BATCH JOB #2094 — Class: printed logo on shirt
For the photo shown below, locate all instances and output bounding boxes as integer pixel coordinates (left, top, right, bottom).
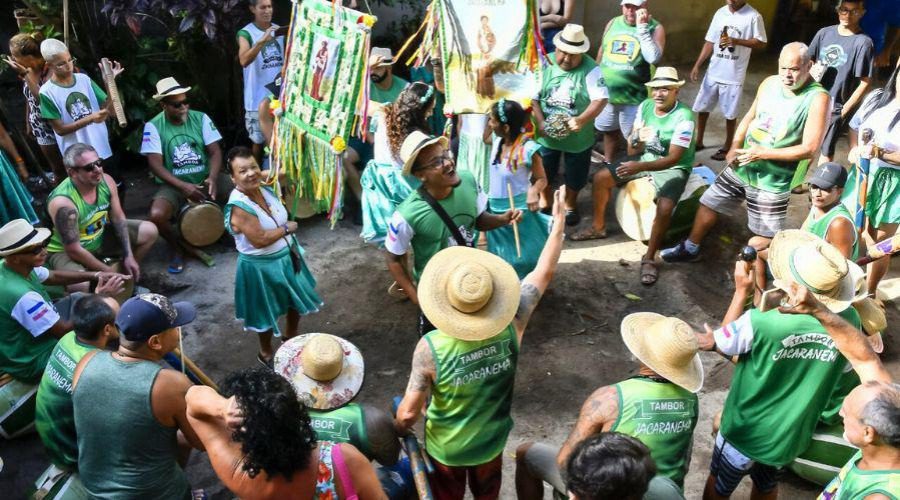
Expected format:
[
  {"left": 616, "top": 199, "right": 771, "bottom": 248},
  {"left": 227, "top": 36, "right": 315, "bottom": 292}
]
[
  {"left": 545, "top": 78, "right": 576, "bottom": 113},
  {"left": 65, "top": 92, "right": 93, "bottom": 121},
  {"left": 820, "top": 44, "right": 849, "bottom": 68},
  {"left": 142, "top": 131, "right": 153, "bottom": 145},
  {"left": 604, "top": 34, "right": 640, "bottom": 67},
  {"left": 166, "top": 133, "right": 205, "bottom": 175},
  {"left": 261, "top": 41, "right": 284, "bottom": 69},
  {"left": 451, "top": 339, "right": 514, "bottom": 386},
  {"left": 27, "top": 300, "right": 51, "bottom": 322},
  {"left": 771, "top": 332, "right": 839, "bottom": 362},
  {"left": 644, "top": 128, "right": 665, "bottom": 156},
  {"left": 310, "top": 416, "right": 353, "bottom": 441}
]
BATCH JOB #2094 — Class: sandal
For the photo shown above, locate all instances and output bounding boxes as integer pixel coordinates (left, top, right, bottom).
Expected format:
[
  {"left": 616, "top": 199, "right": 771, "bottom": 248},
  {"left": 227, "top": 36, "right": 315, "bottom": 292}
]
[
  {"left": 388, "top": 281, "right": 409, "bottom": 300},
  {"left": 711, "top": 148, "right": 728, "bottom": 161},
  {"left": 640, "top": 259, "right": 659, "bottom": 285},
  {"left": 570, "top": 226, "right": 608, "bottom": 241},
  {"left": 167, "top": 254, "right": 184, "bottom": 274},
  {"left": 257, "top": 353, "right": 274, "bottom": 369}
]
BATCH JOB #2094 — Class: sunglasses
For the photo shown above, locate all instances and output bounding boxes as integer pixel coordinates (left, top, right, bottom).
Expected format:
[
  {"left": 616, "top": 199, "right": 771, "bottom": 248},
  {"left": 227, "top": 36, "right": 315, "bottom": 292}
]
[
  {"left": 420, "top": 153, "right": 454, "bottom": 170},
  {"left": 809, "top": 184, "right": 836, "bottom": 193},
  {"left": 70, "top": 160, "right": 103, "bottom": 173},
  {"left": 165, "top": 99, "right": 190, "bottom": 109},
  {"left": 19, "top": 240, "right": 49, "bottom": 255}
]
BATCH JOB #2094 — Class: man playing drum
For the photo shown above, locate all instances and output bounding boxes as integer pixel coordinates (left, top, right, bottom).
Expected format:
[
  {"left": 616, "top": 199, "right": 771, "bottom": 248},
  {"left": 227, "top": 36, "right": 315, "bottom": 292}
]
[{"left": 142, "top": 77, "right": 229, "bottom": 273}]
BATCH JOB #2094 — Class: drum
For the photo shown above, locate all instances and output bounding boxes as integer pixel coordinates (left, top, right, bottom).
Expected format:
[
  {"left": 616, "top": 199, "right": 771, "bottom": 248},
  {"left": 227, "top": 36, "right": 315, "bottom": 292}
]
[
  {"left": 178, "top": 201, "right": 225, "bottom": 247},
  {"left": 285, "top": 192, "right": 318, "bottom": 220}
]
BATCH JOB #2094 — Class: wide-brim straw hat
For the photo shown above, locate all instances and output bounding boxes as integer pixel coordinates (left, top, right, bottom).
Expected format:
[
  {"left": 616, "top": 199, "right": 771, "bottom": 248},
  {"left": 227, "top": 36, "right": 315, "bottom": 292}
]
[
  {"left": 621, "top": 312, "right": 704, "bottom": 393},
  {"left": 274, "top": 333, "right": 364, "bottom": 410},
  {"left": 400, "top": 130, "right": 449, "bottom": 175},
  {"left": 646, "top": 67, "right": 685, "bottom": 88},
  {"left": 419, "top": 246, "right": 521, "bottom": 341},
  {"left": 553, "top": 24, "right": 590, "bottom": 54},
  {"left": 769, "top": 230, "right": 867, "bottom": 313},
  {"left": 0, "top": 219, "right": 51, "bottom": 257},
  {"left": 852, "top": 297, "right": 886, "bottom": 353},
  {"left": 368, "top": 47, "right": 394, "bottom": 68},
  {"left": 153, "top": 77, "right": 191, "bottom": 101}
]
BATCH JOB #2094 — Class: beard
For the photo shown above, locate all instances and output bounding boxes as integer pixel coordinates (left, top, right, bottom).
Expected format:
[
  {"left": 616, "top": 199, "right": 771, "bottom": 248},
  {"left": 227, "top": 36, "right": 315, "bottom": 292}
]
[{"left": 370, "top": 72, "right": 387, "bottom": 84}]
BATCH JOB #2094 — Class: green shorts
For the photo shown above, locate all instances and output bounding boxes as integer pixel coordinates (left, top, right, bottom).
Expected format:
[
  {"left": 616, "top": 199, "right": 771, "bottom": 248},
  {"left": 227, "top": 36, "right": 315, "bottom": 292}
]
[
  {"left": 152, "top": 173, "right": 233, "bottom": 212},
  {"left": 47, "top": 219, "right": 143, "bottom": 272},
  {"left": 606, "top": 162, "right": 690, "bottom": 202}
]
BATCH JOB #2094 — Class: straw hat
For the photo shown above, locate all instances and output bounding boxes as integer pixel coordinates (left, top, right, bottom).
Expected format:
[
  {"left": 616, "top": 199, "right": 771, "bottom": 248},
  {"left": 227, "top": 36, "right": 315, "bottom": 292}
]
[
  {"left": 769, "top": 230, "right": 867, "bottom": 313},
  {"left": 554, "top": 24, "right": 590, "bottom": 54},
  {"left": 418, "top": 246, "right": 521, "bottom": 341},
  {"left": 852, "top": 297, "right": 886, "bottom": 353},
  {"left": 400, "top": 130, "right": 449, "bottom": 175},
  {"left": 273, "top": 333, "right": 364, "bottom": 410},
  {"left": 368, "top": 47, "right": 394, "bottom": 68},
  {"left": 152, "top": 77, "right": 191, "bottom": 101},
  {"left": 646, "top": 67, "right": 685, "bottom": 88},
  {"left": 620, "top": 312, "right": 704, "bottom": 393},
  {"left": 0, "top": 219, "right": 51, "bottom": 257}
]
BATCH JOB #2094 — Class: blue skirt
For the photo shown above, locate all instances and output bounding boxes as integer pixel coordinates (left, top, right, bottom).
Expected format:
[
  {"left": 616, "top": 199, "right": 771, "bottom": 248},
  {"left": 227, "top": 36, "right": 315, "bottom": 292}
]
[
  {"left": 360, "top": 161, "right": 420, "bottom": 246},
  {"left": 0, "top": 152, "right": 38, "bottom": 226},
  {"left": 487, "top": 193, "right": 550, "bottom": 279}
]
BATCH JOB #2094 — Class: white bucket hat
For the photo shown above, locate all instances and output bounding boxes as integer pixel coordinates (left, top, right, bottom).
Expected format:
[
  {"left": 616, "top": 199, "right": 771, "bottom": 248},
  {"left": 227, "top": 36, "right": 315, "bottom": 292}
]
[
  {"left": 368, "top": 47, "right": 394, "bottom": 68},
  {"left": 553, "top": 24, "right": 590, "bottom": 54},
  {"left": 621, "top": 312, "right": 704, "bottom": 393},
  {"left": 152, "top": 77, "right": 191, "bottom": 101},
  {"left": 0, "top": 219, "right": 51, "bottom": 257},
  {"left": 274, "top": 333, "right": 365, "bottom": 410}
]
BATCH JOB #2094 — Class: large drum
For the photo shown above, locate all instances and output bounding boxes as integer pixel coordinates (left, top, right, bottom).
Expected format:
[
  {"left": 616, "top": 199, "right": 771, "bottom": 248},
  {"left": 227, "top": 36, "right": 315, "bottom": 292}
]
[
  {"left": 178, "top": 201, "right": 225, "bottom": 247},
  {"left": 285, "top": 192, "right": 318, "bottom": 220},
  {"left": 615, "top": 165, "right": 715, "bottom": 244}
]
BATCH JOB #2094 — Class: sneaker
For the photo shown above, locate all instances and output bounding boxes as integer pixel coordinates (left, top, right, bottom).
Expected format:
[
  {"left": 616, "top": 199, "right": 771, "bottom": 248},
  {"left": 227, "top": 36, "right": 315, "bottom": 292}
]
[
  {"left": 660, "top": 240, "right": 701, "bottom": 263},
  {"left": 565, "top": 210, "right": 581, "bottom": 226}
]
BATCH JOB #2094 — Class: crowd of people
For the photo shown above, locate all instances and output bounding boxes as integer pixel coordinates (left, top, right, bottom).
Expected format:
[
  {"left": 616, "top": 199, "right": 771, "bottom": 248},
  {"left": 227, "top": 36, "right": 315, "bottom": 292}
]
[{"left": 1, "top": 0, "right": 899, "bottom": 499}]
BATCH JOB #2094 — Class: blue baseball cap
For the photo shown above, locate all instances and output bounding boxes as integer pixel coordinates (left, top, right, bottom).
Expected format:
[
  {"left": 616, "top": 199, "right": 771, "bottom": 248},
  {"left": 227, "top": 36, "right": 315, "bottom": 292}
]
[{"left": 116, "top": 293, "right": 196, "bottom": 342}]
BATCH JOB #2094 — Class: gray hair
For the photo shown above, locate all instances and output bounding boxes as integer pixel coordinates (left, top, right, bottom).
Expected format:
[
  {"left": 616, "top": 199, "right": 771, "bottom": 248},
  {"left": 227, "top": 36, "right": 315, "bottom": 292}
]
[
  {"left": 861, "top": 381, "right": 900, "bottom": 447},
  {"left": 63, "top": 143, "right": 97, "bottom": 168},
  {"left": 780, "top": 42, "right": 811, "bottom": 65},
  {"left": 40, "top": 38, "right": 68, "bottom": 61}
]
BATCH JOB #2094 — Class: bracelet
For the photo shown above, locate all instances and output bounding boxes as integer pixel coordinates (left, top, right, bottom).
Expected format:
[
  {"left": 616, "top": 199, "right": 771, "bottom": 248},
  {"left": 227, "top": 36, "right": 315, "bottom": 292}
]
[{"left": 282, "top": 224, "right": 290, "bottom": 235}]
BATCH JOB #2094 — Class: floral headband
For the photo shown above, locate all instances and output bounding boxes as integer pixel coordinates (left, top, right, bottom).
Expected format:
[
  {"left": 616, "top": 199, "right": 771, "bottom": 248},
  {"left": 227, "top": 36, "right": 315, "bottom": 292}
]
[
  {"left": 419, "top": 85, "right": 434, "bottom": 104},
  {"left": 497, "top": 98, "right": 508, "bottom": 124}
]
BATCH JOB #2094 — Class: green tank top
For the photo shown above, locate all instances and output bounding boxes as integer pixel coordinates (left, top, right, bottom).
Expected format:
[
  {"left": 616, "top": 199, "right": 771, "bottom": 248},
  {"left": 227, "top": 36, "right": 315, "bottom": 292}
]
[
  {"left": 733, "top": 76, "right": 828, "bottom": 193},
  {"left": 308, "top": 403, "right": 370, "bottom": 458},
  {"left": 611, "top": 377, "right": 699, "bottom": 488},
  {"left": 600, "top": 16, "right": 659, "bottom": 105},
  {"left": 720, "top": 307, "right": 861, "bottom": 466},
  {"left": 819, "top": 450, "right": 900, "bottom": 500},
  {"left": 802, "top": 204, "right": 859, "bottom": 260},
  {"left": 535, "top": 55, "right": 601, "bottom": 153},
  {"left": 424, "top": 325, "right": 518, "bottom": 466},
  {"left": 637, "top": 100, "right": 696, "bottom": 172},
  {"left": 47, "top": 177, "right": 111, "bottom": 253},
  {"left": 35, "top": 332, "right": 94, "bottom": 469},
  {"left": 74, "top": 352, "right": 190, "bottom": 499}
]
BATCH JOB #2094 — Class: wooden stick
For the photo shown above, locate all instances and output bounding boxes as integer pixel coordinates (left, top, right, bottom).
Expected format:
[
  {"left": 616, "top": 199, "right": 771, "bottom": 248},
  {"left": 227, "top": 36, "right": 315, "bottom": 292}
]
[
  {"left": 507, "top": 182, "right": 521, "bottom": 258},
  {"left": 100, "top": 58, "right": 127, "bottom": 128},
  {"left": 173, "top": 347, "right": 219, "bottom": 392}
]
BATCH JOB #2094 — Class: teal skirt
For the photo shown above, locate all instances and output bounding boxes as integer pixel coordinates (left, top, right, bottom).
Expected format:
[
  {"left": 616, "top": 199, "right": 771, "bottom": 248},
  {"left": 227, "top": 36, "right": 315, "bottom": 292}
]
[
  {"left": 457, "top": 133, "right": 491, "bottom": 193},
  {"left": 234, "top": 245, "right": 322, "bottom": 336},
  {"left": 0, "top": 152, "right": 38, "bottom": 226},
  {"left": 487, "top": 193, "right": 551, "bottom": 279},
  {"left": 842, "top": 164, "right": 900, "bottom": 227},
  {"left": 360, "top": 161, "right": 420, "bottom": 246}
]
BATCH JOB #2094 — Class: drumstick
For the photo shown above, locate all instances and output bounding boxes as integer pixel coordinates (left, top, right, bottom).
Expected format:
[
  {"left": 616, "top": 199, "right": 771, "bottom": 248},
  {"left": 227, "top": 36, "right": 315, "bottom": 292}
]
[
  {"left": 507, "top": 182, "right": 521, "bottom": 258},
  {"left": 100, "top": 58, "right": 127, "bottom": 128},
  {"left": 856, "top": 233, "right": 900, "bottom": 266},
  {"left": 173, "top": 347, "right": 220, "bottom": 392}
]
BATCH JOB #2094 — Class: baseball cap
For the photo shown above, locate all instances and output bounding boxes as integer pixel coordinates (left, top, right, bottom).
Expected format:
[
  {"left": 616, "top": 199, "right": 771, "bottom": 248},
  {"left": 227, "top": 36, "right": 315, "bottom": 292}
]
[
  {"left": 808, "top": 162, "right": 848, "bottom": 189},
  {"left": 116, "top": 293, "right": 197, "bottom": 342},
  {"left": 621, "top": 0, "right": 647, "bottom": 5}
]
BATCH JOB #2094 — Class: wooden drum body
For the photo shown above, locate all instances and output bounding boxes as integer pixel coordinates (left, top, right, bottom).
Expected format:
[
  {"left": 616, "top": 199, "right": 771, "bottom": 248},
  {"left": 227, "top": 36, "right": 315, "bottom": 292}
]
[{"left": 178, "top": 201, "right": 225, "bottom": 247}]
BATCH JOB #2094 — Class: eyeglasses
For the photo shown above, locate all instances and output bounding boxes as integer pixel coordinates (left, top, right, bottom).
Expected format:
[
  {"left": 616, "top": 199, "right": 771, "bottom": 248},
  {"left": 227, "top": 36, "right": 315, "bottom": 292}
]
[
  {"left": 420, "top": 153, "right": 453, "bottom": 170},
  {"left": 165, "top": 99, "right": 190, "bottom": 109},
  {"left": 837, "top": 7, "right": 862, "bottom": 15},
  {"left": 70, "top": 160, "right": 103, "bottom": 173},
  {"left": 54, "top": 57, "right": 76, "bottom": 69},
  {"left": 809, "top": 184, "right": 836, "bottom": 193},
  {"left": 19, "top": 240, "right": 49, "bottom": 255}
]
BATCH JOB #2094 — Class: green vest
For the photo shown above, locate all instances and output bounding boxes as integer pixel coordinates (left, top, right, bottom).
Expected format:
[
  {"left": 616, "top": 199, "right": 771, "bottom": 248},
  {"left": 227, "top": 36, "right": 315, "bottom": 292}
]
[
  {"left": 308, "top": 403, "right": 370, "bottom": 458},
  {"left": 600, "top": 16, "right": 659, "bottom": 105},
  {"left": 720, "top": 307, "right": 861, "bottom": 466},
  {"left": 819, "top": 450, "right": 900, "bottom": 500},
  {"left": 0, "top": 262, "right": 58, "bottom": 383},
  {"left": 397, "top": 170, "right": 482, "bottom": 281},
  {"left": 535, "top": 55, "right": 601, "bottom": 153},
  {"left": 803, "top": 204, "right": 859, "bottom": 260},
  {"left": 149, "top": 110, "right": 213, "bottom": 185},
  {"left": 35, "top": 332, "right": 95, "bottom": 469},
  {"left": 637, "top": 99, "right": 696, "bottom": 172},
  {"left": 424, "top": 325, "right": 518, "bottom": 466},
  {"left": 370, "top": 76, "right": 409, "bottom": 104},
  {"left": 611, "top": 377, "right": 698, "bottom": 488},
  {"left": 47, "top": 178, "right": 111, "bottom": 253},
  {"left": 819, "top": 365, "right": 860, "bottom": 426},
  {"left": 733, "top": 76, "right": 828, "bottom": 193}
]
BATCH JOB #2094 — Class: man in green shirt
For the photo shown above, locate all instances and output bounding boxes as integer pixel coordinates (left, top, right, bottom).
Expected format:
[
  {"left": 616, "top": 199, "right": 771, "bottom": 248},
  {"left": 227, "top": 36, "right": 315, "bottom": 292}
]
[
  {"left": 515, "top": 311, "right": 702, "bottom": 498},
  {"left": 394, "top": 188, "right": 565, "bottom": 499}
]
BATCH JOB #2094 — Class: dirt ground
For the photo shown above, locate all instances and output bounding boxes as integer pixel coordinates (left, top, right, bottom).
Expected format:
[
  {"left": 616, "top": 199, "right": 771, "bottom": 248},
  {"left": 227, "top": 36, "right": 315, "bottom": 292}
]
[{"left": 3, "top": 54, "right": 900, "bottom": 499}]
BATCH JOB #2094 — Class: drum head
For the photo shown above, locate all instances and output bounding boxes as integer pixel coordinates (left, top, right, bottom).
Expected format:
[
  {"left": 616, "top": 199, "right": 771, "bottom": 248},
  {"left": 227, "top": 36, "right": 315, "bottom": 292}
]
[
  {"left": 285, "top": 193, "right": 317, "bottom": 220},
  {"left": 180, "top": 202, "right": 225, "bottom": 247},
  {"left": 615, "top": 177, "right": 657, "bottom": 242}
]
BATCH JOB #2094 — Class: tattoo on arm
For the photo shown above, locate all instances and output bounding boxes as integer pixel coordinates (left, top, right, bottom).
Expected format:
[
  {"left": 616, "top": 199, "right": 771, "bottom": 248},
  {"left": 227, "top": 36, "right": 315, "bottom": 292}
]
[
  {"left": 55, "top": 207, "right": 80, "bottom": 245},
  {"left": 406, "top": 340, "right": 435, "bottom": 393},
  {"left": 112, "top": 219, "right": 132, "bottom": 256},
  {"left": 515, "top": 283, "right": 541, "bottom": 324},
  {"left": 558, "top": 386, "right": 618, "bottom": 468}
]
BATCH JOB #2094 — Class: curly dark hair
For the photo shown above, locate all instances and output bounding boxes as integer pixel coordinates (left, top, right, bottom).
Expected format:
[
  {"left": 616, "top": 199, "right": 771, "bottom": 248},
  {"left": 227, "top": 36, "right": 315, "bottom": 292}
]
[
  {"left": 383, "top": 81, "right": 436, "bottom": 161},
  {"left": 220, "top": 367, "right": 317, "bottom": 480}
]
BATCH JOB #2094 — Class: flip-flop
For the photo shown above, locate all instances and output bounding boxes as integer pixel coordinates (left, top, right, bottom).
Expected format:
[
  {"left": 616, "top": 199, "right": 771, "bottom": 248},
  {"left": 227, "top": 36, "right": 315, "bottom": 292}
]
[
  {"left": 570, "top": 227, "right": 608, "bottom": 241},
  {"left": 640, "top": 259, "right": 659, "bottom": 286},
  {"left": 711, "top": 149, "right": 728, "bottom": 161},
  {"left": 388, "top": 281, "right": 409, "bottom": 300},
  {"left": 167, "top": 254, "right": 184, "bottom": 274},
  {"left": 257, "top": 353, "right": 274, "bottom": 369}
]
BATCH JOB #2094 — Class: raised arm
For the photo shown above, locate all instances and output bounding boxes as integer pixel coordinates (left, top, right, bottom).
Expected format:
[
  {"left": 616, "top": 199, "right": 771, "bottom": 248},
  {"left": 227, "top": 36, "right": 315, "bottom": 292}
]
[
  {"left": 556, "top": 385, "right": 618, "bottom": 470},
  {"left": 394, "top": 338, "right": 435, "bottom": 434},
  {"left": 238, "top": 28, "right": 276, "bottom": 68}
]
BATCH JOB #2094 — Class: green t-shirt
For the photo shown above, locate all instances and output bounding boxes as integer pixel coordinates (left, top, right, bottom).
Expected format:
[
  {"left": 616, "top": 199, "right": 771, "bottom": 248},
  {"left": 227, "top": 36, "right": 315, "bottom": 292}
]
[
  {"left": 732, "top": 76, "right": 828, "bottom": 193},
  {"left": 535, "top": 54, "right": 607, "bottom": 153},
  {"left": 35, "top": 332, "right": 95, "bottom": 469},
  {"left": 634, "top": 99, "right": 697, "bottom": 173},
  {"left": 308, "top": 403, "right": 370, "bottom": 458},
  {"left": 611, "top": 377, "right": 699, "bottom": 488},
  {"left": 140, "top": 110, "right": 222, "bottom": 185},
  {"left": 370, "top": 76, "right": 409, "bottom": 104},
  {"left": 819, "top": 450, "right": 900, "bottom": 500},
  {"left": 47, "top": 177, "right": 112, "bottom": 254},
  {"left": 424, "top": 325, "right": 518, "bottom": 466},
  {"left": 0, "top": 262, "right": 58, "bottom": 383},
  {"left": 386, "top": 170, "right": 487, "bottom": 281},
  {"left": 600, "top": 16, "right": 659, "bottom": 105},
  {"left": 802, "top": 203, "right": 859, "bottom": 260},
  {"left": 718, "top": 307, "right": 861, "bottom": 466}
]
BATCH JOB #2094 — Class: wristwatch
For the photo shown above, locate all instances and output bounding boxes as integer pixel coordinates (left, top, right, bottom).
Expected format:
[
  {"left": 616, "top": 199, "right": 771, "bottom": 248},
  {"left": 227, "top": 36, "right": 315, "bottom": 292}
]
[{"left": 282, "top": 224, "right": 291, "bottom": 235}]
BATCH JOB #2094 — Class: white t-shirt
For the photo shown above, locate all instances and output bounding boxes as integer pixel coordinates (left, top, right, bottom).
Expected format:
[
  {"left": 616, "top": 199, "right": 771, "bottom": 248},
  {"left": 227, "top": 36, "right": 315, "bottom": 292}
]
[
  {"left": 38, "top": 73, "right": 112, "bottom": 159},
  {"left": 372, "top": 113, "right": 401, "bottom": 168},
  {"left": 852, "top": 96, "right": 900, "bottom": 171},
  {"left": 704, "top": 4, "right": 767, "bottom": 85},
  {"left": 10, "top": 267, "right": 60, "bottom": 337}
]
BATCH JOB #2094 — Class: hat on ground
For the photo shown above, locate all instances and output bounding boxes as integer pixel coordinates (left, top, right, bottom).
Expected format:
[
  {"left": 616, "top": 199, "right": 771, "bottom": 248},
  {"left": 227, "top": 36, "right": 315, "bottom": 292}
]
[
  {"left": 553, "top": 24, "right": 590, "bottom": 55},
  {"left": 418, "top": 246, "right": 521, "bottom": 341},
  {"left": 0, "top": 219, "right": 51, "bottom": 257},
  {"left": 621, "top": 312, "right": 704, "bottom": 393},
  {"left": 646, "top": 67, "right": 685, "bottom": 88},
  {"left": 116, "top": 293, "right": 196, "bottom": 342},
  {"left": 621, "top": 0, "right": 648, "bottom": 6},
  {"left": 769, "top": 230, "right": 867, "bottom": 313},
  {"left": 274, "top": 333, "right": 364, "bottom": 410},
  {"left": 852, "top": 297, "right": 886, "bottom": 353},
  {"left": 400, "top": 130, "right": 449, "bottom": 175},
  {"left": 368, "top": 47, "right": 394, "bottom": 68},
  {"left": 808, "top": 162, "right": 849, "bottom": 189},
  {"left": 153, "top": 77, "right": 191, "bottom": 101}
]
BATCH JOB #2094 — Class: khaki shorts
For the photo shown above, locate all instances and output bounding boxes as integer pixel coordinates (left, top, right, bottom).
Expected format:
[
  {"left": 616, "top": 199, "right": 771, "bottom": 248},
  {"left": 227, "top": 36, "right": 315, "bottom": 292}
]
[
  {"left": 47, "top": 219, "right": 143, "bottom": 271},
  {"left": 152, "top": 173, "right": 233, "bottom": 212}
]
